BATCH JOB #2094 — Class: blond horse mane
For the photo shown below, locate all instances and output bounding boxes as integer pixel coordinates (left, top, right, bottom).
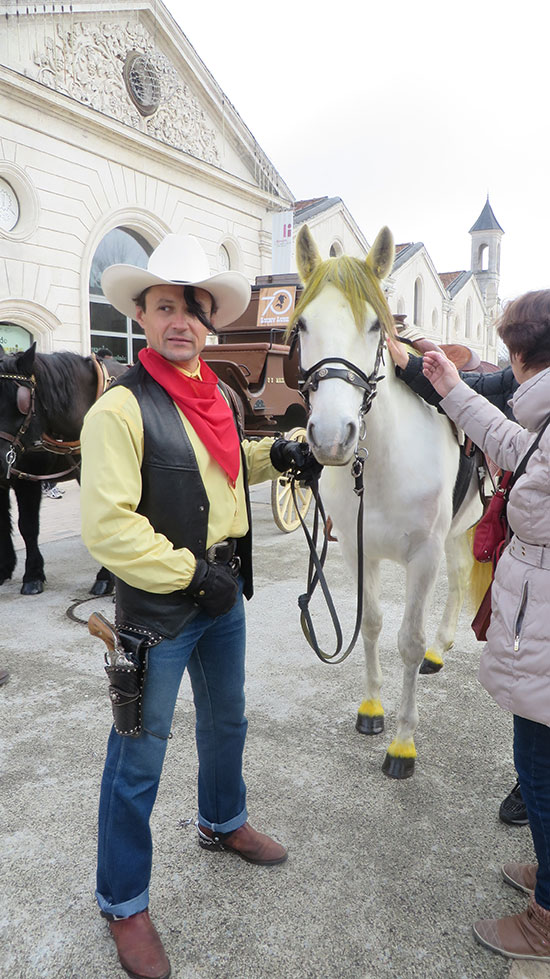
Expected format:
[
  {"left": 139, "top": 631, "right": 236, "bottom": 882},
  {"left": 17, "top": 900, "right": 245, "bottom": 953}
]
[{"left": 288, "top": 255, "right": 397, "bottom": 340}]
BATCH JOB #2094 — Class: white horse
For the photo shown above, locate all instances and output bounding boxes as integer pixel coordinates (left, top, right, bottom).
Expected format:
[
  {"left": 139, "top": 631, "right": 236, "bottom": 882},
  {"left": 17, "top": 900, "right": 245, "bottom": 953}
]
[{"left": 293, "top": 224, "right": 483, "bottom": 778}]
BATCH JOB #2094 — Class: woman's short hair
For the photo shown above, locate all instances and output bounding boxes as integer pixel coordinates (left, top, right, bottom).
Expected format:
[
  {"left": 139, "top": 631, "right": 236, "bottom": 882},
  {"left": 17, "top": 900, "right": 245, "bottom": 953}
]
[{"left": 498, "top": 290, "right": 550, "bottom": 370}]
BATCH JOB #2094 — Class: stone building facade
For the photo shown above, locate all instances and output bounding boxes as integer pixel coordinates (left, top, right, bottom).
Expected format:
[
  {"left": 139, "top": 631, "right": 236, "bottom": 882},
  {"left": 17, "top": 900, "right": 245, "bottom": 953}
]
[{"left": 0, "top": 1, "right": 502, "bottom": 365}]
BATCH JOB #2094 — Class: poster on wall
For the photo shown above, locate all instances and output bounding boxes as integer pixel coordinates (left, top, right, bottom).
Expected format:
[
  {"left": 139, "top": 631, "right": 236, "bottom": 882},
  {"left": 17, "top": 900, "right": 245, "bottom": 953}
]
[{"left": 257, "top": 287, "right": 296, "bottom": 331}]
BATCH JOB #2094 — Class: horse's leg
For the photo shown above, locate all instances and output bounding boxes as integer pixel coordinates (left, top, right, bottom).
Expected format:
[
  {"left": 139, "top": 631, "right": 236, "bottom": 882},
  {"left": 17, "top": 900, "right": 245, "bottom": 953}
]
[
  {"left": 420, "top": 531, "right": 474, "bottom": 674},
  {"left": 0, "top": 484, "right": 16, "bottom": 584},
  {"left": 355, "top": 560, "right": 385, "bottom": 735},
  {"left": 90, "top": 566, "right": 114, "bottom": 596},
  {"left": 383, "top": 543, "right": 442, "bottom": 779},
  {"left": 14, "top": 479, "right": 45, "bottom": 595}
]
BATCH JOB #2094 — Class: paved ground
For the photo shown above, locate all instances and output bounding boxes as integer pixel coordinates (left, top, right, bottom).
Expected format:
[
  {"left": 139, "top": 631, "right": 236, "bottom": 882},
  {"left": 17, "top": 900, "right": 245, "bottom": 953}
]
[{"left": 1, "top": 481, "right": 549, "bottom": 979}]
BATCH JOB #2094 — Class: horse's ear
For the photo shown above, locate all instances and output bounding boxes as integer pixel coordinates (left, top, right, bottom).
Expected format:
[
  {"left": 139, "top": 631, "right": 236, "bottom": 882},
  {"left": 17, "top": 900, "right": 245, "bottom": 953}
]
[
  {"left": 16, "top": 342, "right": 36, "bottom": 377},
  {"left": 295, "top": 225, "right": 322, "bottom": 283},
  {"left": 366, "top": 227, "right": 395, "bottom": 282}
]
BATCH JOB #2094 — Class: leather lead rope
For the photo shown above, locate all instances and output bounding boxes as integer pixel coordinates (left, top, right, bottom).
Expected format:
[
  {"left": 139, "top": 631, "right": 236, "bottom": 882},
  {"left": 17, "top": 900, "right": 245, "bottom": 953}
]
[{"left": 293, "top": 450, "right": 366, "bottom": 665}]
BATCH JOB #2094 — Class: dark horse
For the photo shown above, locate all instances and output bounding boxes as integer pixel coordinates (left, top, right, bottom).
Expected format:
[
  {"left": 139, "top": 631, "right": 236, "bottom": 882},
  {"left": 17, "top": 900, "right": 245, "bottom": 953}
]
[{"left": 0, "top": 343, "right": 122, "bottom": 595}]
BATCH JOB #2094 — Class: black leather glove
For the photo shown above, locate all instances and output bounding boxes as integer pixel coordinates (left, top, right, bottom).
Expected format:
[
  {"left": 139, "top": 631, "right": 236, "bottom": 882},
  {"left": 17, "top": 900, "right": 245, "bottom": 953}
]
[
  {"left": 187, "top": 558, "right": 239, "bottom": 618},
  {"left": 270, "top": 437, "right": 323, "bottom": 485}
]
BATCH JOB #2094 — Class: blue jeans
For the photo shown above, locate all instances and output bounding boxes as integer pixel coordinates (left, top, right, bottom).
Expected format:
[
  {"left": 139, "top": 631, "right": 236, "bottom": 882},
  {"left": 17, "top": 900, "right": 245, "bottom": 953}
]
[
  {"left": 96, "top": 585, "right": 248, "bottom": 918},
  {"left": 514, "top": 714, "right": 550, "bottom": 909}
]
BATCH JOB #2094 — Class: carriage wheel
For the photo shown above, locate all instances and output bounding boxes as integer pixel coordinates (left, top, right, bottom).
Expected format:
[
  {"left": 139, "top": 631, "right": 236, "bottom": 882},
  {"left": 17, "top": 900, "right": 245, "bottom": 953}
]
[{"left": 271, "top": 427, "right": 314, "bottom": 533}]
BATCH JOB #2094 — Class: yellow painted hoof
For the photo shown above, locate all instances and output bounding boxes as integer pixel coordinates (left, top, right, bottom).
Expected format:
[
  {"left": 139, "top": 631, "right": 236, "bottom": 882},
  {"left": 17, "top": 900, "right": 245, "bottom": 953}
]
[
  {"left": 386, "top": 737, "right": 416, "bottom": 759},
  {"left": 357, "top": 699, "right": 384, "bottom": 717},
  {"left": 356, "top": 699, "right": 384, "bottom": 736},
  {"left": 419, "top": 648, "right": 444, "bottom": 675},
  {"left": 383, "top": 738, "right": 416, "bottom": 779}
]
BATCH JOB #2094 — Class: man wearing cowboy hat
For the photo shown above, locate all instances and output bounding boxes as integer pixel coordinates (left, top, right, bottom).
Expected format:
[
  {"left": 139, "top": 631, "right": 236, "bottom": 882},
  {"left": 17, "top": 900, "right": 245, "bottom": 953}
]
[{"left": 80, "top": 234, "right": 320, "bottom": 979}]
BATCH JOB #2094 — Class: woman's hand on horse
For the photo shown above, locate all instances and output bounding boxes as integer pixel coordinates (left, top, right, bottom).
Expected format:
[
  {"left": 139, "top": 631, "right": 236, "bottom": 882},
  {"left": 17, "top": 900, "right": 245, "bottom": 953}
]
[
  {"left": 422, "top": 350, "right": 461, "bottom": 397},
  {"left": 386, "top": 335, "right": 409, "bottom": 370}
]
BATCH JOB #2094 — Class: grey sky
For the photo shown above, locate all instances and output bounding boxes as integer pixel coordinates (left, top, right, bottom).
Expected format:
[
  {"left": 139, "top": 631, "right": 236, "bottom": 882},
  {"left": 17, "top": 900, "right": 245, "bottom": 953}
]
[{"left": 165, "top": 0, "right": 548, "bottom": 301}]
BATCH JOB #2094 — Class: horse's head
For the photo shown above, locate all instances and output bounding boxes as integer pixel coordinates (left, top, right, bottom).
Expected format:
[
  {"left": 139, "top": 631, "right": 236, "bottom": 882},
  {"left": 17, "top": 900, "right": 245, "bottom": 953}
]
[
  {"left": 0, "top": 344, "right": 38, "bottom": 480},
  {"left": 293, "top": 225, "right": 395, "bottom": 466}
]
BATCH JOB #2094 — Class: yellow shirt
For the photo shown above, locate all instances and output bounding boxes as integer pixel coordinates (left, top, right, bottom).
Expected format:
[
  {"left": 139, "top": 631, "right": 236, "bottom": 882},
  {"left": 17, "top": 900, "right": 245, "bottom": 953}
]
[{"left": 80, "top": 378, "right": 279, "bottom": 593}]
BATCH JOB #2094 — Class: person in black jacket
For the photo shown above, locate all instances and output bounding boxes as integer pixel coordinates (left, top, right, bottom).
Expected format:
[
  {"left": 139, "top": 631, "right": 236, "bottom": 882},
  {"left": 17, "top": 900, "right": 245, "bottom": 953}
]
[
  {"left": 387, "top": 336, "right": 525, "bottom": 827},
  {"left": 395, "top": 348, "right": 518, "bottom": 419}
]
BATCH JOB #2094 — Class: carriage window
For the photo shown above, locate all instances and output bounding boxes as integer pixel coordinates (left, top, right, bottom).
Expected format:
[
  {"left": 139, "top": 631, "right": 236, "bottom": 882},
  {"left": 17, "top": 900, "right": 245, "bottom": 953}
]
[
  {"left": 0, "top": 322, "right": 33, "bottom": 353},
  {"left": 90, "top": 227, "right": 153, "bottom": 364}
]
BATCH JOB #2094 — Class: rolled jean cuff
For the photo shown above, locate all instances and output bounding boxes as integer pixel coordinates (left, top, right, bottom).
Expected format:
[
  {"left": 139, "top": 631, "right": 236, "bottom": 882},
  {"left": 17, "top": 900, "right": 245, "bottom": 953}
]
[
  {"left": 96, "top": 885, "right": 149, "bottom": 919},
  {"left": 197, "top": 805, "right": 248, "bottom": 834}
]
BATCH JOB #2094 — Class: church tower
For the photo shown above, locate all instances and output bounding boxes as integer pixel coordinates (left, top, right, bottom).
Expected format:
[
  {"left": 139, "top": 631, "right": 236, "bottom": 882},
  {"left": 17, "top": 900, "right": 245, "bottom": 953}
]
[{"left": 469, "top": 197, "right": 504, "bottom": 313}]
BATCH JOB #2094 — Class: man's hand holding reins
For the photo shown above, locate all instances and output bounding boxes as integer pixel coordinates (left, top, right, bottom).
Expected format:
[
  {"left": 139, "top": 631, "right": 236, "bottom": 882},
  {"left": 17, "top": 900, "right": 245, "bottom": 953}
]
[{"left": 270, "top": 437, "right": 323, "bottom": 485}]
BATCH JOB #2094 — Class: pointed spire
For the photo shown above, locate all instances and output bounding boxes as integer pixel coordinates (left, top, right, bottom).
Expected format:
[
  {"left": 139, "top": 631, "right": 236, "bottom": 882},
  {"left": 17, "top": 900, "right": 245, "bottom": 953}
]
[{"left": 469, "top": 197, "right": 504, "bottom": 234}]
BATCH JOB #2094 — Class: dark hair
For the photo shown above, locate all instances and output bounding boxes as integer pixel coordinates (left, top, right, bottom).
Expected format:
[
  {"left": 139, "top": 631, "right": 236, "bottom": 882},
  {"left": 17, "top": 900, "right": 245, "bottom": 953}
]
[
  {"left": 498, "top": 290, "right": 550, "bottom": 370},
  {"left": 133, "top": 288, "right": 150, "bottom": 312},
  {"left": 132, "top": 284, "right": 217, "bottom": 331},
  {"left": 96, "top": 346, "right": 113, "bottom": 358}
]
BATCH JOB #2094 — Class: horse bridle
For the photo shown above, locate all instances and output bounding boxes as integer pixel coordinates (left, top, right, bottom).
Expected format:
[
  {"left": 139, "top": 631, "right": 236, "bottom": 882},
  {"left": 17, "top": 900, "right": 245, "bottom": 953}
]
[
  {"left": 0, "top": 371, "right": 81, "bottom": 481},
  {"left": 289, "top": 328, "right": 387, "bottom": 664}
]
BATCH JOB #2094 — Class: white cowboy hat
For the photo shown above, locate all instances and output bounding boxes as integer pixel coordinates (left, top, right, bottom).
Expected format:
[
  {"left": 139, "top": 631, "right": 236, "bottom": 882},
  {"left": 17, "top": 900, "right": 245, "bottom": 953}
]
[{"left": 101, "top": 234, "right": 251, "bottom": 328}]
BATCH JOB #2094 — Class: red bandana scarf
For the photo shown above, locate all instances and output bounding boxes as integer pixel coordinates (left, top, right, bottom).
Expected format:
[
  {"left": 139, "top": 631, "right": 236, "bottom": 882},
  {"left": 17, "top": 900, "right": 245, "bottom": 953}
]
[{"left": 139, "top": 348, "right": 241, "bottom": 485}]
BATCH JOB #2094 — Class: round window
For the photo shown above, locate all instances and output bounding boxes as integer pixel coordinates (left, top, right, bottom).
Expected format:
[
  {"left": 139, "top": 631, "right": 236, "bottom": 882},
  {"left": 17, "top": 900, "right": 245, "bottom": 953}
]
[
  {"left": 124, "top": 52, "right": 161, "bottom": 116},
  {"left": 0, "top": 178, "right": 19, "bottom": 232}
]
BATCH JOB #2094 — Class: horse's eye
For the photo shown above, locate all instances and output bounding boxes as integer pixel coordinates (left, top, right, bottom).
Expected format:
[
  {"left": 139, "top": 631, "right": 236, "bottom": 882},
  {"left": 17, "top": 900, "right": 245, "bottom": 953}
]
[{"left": 369, "top": 319, "right": 381, "bottom": 333}]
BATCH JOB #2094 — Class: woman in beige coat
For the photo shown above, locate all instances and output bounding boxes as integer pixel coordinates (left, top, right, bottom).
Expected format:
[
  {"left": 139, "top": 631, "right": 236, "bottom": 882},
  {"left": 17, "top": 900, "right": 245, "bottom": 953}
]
[{"left": 421, "top": 289, "right": 550, "bottom": 961}]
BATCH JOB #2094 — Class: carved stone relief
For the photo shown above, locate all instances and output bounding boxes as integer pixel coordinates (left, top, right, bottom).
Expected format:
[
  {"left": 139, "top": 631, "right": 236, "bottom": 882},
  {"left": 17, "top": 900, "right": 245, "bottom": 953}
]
[{"left": 34, "top": 21, "right": 220, "bottom": 166}]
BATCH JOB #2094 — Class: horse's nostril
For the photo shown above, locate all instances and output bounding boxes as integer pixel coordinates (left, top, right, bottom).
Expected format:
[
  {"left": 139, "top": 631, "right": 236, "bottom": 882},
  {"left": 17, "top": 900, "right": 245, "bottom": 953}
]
[
  {"left": 344, "top": 422, "right": 357, "bottom": 447},
  {"left": 307, "top": 422, "right": 318, "bottom": 447}
]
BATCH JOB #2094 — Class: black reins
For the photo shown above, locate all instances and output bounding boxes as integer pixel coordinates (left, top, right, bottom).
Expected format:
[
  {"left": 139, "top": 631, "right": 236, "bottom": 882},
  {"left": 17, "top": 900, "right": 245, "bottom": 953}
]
[{"left": 292, "top": 332, "right": 386, "bottom": 664}]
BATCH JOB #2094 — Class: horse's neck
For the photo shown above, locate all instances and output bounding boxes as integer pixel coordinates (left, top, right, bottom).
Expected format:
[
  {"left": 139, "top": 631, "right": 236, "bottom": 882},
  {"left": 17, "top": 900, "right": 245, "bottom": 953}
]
[{"left": 35, "top": 355, "right": 97, "bottom": 440}]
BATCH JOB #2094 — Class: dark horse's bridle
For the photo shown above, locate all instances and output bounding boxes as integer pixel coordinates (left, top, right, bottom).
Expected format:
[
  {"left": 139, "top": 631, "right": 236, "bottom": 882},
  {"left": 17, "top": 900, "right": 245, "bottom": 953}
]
[
  {"left": 0, "top": 371, "right": 81, "bottom": 481},
  {"left": 289, "top": 325, "right": 386, "bottom": 664}
]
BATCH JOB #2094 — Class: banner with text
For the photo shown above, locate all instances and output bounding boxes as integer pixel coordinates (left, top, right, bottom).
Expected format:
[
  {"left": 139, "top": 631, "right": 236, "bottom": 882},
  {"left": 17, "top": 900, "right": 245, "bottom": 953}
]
[{"left": 271, "top": 210, "right": 294, "bottom": 274}]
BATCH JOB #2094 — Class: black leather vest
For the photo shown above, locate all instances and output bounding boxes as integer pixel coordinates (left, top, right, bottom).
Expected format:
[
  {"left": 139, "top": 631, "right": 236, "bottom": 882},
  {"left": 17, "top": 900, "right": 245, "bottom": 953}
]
[{"left": 112, "top": 362, "right": 252, "bottom": 639}]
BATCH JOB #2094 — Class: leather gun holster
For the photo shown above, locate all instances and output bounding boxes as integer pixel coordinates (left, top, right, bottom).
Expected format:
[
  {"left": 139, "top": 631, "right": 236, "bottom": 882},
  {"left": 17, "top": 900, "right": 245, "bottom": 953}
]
[{"left": 105, "top": 631, "right": 151, "bottom": 737}]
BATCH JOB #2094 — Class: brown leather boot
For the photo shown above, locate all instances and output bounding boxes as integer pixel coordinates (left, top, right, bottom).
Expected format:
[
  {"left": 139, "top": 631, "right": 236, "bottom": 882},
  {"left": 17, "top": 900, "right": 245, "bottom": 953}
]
[
  {"left": 107, "top": 908, "right": 171, "bottom": 979},
  {"left": 198, "top": 821, "right": 288, "bottom": 865},
  {"left": 502, "top": 861, "right": 538, "bottom": 895},
  {"left": 473, "top": 895, "right": 550, "bottom": 959}
]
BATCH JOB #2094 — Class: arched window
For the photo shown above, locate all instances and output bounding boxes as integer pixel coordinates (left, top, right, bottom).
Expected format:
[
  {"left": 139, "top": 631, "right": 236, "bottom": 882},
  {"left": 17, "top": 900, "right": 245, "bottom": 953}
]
[
  {"left": 431, "top": 308, "right": 438, "bottom": 332},
  {"left": 478, "top": 244, "right": 489, "bottom": 271},
  {"left": 329, "top": 240, "right": 343, "bottom": 257},
  {"left": 454, "top": 315, "right": 460, "bottom": 336},
  {"left": 219, "top": 244, "right": 231, "bottom": 271},
  {"left": 465, "top": 299, "right": 472, "bottom": 338},
  {"left": 90, "top": 227, "right": 153, "bottom": 365},
  {"left": 413, "top": 277, "right": 423, "bottom": 327},
  {"left": 0, "top": 321, "right": 33, "bottom": 353}
]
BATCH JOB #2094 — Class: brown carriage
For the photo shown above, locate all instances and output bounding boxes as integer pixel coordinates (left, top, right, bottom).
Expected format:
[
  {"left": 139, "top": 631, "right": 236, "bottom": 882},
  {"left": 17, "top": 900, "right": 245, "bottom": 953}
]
[{"left": 201, "top": 273, "right": 311, "bottom": 532}]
